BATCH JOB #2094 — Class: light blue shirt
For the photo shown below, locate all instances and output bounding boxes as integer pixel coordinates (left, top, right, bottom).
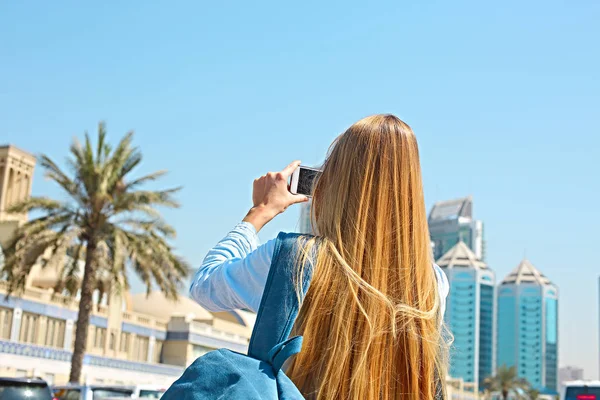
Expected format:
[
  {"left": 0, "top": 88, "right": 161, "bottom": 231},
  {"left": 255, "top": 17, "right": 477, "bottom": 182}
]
[{"left": 190, "top": 222, "right": 450, "bottom": 319}]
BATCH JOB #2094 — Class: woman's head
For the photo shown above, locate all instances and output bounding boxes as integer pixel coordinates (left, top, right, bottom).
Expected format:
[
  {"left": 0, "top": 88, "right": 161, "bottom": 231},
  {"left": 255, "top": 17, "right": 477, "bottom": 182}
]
[
  {"left": 288, "top": 115, "right": 447, "bottom": 400},
  {"left": 313, "top": 114, "right": 425, "bottom": 246}
]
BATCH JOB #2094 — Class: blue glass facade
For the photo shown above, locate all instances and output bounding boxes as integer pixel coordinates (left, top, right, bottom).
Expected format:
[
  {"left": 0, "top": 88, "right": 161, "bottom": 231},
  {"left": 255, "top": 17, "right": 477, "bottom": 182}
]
[
  {"left": 478, "top": 283, "right": 494, "bottom": 385},
  {"left": 447, "top": 276, "right": 477, "bottom": 381},
  {"left": 518, "top": 288, "right": 543, "bottom": 388},
  {"left": 497, "top": 290, "right": 516, "bottom": 368},
  {"left": 442, "top": 268, "right": 496, "bottom": 385},
  {"left": 437, "top": 241, "right": 495, "bottom": 386},
  {"left": 496, "top": 282, "right": 558, "bottom": 393},
  {"left": 545, "top": 297, "right": 558, "bottom": 391}
]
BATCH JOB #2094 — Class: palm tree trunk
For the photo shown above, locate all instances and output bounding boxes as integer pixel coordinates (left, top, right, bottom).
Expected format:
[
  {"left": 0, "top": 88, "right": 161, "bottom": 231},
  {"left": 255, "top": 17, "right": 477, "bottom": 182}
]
[
  {"left": 69, "top": 238, "right": 97, "bottom": 383},
  {"left": 502, "top": 390, "right": 509, "bottom": 400}
]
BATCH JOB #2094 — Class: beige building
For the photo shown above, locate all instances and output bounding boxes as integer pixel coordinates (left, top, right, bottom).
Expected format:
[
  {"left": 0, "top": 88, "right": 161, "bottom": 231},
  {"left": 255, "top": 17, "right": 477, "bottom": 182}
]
[
  {"left": 0, "top": 145, "right": 35, "bottom": 249},
  {"left": 0, "top": 144, "right": 254, "bottom": 386}
]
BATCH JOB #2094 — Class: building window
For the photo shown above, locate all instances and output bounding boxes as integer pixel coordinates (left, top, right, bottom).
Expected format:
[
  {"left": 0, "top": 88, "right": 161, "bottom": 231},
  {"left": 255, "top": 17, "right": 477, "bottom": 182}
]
[
  {"left": 109, "top": 332, "right": 116, "bottom": 350},
  {"left": 132, "top": 335, "right": 149, "bottom": 361},
  {"left": 94, "top": 327, "right": 106, "bottom": 349},
  {"left": 19, "top": 312, "right": 38, "bottom": 344},
  {"left": 119, "top": 332, "right": 130, "bottom": 352},
  {"left": 154, "top": 340, "right": 164, "bottom": 363},
  {"left": 44, "top": 318, "right": 66, "bottom": 348},
  {"left": 0, "top": 308, "right": 12, "bottom": 339}
]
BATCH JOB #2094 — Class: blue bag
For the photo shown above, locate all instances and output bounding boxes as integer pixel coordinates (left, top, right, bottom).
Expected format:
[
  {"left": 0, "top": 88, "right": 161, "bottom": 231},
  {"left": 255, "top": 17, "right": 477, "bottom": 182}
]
[{"left": 162, "top": 232, "right": 313, "bottom": 400}]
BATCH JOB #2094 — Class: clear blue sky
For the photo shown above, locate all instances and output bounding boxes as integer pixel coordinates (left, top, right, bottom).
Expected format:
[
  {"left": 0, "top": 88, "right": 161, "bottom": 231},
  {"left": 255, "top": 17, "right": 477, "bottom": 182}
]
[{"left": 1, "top": 0, "right": 598, "bottom": 378}]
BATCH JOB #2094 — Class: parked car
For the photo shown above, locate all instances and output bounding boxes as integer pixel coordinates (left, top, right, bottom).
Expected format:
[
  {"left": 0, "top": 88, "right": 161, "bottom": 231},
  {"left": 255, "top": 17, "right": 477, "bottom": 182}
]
[
  {"left": 129, "top": 385, "right": 166, "bottom": 399},
  {"left": 52, "top": 385, "right": 133, "bottom": 400},
  {"left": 52, "top": 384, "right": 165, "bottom": 400},
  {"left": 561, "top": 380, "right": 600, "bottom": 400},
  {"left": 0, "top": 377, "right": 54, "bottom": 400}
]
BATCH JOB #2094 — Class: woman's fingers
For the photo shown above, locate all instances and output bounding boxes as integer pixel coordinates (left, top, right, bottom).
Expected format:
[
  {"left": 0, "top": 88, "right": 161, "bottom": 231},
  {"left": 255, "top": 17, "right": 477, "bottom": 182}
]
[
  {"left": 289, "top": 194, "right": 309, "bottom": 204},
  {"left": 281, "top": 160, "right": 301, "bottom": 178}
]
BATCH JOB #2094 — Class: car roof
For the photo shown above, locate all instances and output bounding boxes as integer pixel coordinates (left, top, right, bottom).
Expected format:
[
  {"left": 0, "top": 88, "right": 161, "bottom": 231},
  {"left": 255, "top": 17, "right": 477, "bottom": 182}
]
[
  {"left": 133, "top": 384, "right": 167, "bottom": 389},
  {"left": 53, "top": 384, "right": 135, "bottom": 390},
  {"left": 0, "top": 377, "right": 48, "bottom": 384},
  {"left": 564, "top": 380, "right": 600, "bottom": 387}
]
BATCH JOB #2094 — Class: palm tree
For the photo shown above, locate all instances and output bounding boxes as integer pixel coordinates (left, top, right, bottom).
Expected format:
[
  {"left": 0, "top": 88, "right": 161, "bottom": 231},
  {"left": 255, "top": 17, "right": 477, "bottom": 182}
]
[
  {"left": 1, "top": 123, "right": 190, "bottom": 383},
  {"left": 526, "top": 388, "right": 540, "bottom": 400},
  {"left": 483, "top": 365, "right": 529, "bottom": 400}
]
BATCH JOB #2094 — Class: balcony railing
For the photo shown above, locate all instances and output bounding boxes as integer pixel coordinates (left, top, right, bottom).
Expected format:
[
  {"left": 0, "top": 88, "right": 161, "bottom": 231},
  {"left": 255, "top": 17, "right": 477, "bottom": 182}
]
[{"left": 190, "top": 320, "right": 248, "bottom": 344}]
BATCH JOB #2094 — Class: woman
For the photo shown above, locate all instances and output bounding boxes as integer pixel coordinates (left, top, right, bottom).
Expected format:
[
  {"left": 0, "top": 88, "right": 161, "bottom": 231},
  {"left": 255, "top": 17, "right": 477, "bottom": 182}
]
[{"left": 191, "top": 114, "right": 450, "bottom": 399}]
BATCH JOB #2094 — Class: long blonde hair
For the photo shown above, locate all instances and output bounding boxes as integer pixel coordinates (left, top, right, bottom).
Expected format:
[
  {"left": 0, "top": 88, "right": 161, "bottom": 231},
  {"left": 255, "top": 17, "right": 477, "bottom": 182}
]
[{"left": 287, "top": 115, "right": 448, "bottom": 399}]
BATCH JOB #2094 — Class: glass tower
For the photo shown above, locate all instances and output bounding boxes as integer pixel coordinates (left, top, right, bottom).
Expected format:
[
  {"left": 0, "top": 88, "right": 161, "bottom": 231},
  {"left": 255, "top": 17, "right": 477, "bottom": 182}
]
[
  {"left": 437, "top": 241, "right": 496, "bottom": 386},
  {"left": 298, "top": 201, "right": 312, "bottom": 234},
  {"left": 497, "top": 260, "right": 558, "bottom": 393},
  {"left": 429, "top": 196, "right": 485, "bottom": 261}
]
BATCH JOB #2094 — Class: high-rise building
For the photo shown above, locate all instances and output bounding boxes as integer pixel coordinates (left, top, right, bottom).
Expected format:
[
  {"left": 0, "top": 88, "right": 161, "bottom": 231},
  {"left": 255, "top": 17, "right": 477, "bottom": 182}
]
[
  {"left": 429, "top": 196, "right": 485, "bottom": 261},
  {"left": 298, "top": 201, "right": 312, "bottom": 234},
  {"left": 437, "top": 242, "right": 496, "bottom": 386},
  {"left": 497, "top": 260, "right": 558, "bottom": 393}
]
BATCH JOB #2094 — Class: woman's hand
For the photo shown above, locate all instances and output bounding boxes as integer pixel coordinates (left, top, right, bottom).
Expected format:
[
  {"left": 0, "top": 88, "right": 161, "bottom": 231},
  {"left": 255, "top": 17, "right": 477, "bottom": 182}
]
[{"left": 243, "top": 161, "right": 309, "bottom": 232}]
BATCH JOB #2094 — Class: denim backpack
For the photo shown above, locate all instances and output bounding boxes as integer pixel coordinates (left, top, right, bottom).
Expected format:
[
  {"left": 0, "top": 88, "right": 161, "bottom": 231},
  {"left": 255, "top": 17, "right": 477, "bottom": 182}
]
[{"left": 162, "top": 232, "right": 313, "bottom": 400}]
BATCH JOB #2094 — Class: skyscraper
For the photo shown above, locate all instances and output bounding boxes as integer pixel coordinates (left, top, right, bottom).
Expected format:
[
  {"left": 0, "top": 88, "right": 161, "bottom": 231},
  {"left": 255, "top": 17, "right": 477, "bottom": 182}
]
[
  {"left": 298, "top": 201, "right": 312, "bottom": 234},
  {"left": 497, "top": 260, "right": 558, "bottom": 393},
  {"left": 429, "top": 196, "right": 485, "bottom": 261},
  {"left": 437, "top": 241, "right": 496, "bottom": 386}
]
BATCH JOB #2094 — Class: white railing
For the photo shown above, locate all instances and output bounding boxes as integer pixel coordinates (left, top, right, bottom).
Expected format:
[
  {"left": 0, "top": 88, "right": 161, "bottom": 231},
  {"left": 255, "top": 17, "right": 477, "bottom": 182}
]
[{"left": 190, "top": 321, "right": 248, "bottom": 344}]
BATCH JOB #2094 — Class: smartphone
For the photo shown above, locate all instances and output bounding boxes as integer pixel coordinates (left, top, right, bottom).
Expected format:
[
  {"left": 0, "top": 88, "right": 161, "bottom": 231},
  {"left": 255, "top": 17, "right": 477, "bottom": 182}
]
[{"left": 290, "top": 166, "right": 322, "bottom": 197}]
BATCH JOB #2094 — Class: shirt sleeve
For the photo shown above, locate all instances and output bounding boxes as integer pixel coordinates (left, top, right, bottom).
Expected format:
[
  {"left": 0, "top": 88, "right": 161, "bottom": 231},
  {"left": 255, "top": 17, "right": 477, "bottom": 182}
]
[
  {"left": 433, "top": 264, "right": 450, "bottom": 321},
  {"left": 189, "top": 222, "right": 276, "bottom": 312},
  {"left": 191, "top": 222, "right": 451, "bottom": 320}
]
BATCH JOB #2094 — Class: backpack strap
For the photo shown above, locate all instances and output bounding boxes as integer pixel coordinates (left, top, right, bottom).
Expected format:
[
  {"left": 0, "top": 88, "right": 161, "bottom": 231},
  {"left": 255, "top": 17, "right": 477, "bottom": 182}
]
[{"left": 247, "top": 232, "right": 315, "bottom": 366}]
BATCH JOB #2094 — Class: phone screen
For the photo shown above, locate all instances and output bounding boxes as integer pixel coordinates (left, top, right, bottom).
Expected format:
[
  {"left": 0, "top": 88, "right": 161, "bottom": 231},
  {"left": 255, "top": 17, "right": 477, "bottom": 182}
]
[{"left": 297, "top": 168, "right": 321, "bottom": 196}]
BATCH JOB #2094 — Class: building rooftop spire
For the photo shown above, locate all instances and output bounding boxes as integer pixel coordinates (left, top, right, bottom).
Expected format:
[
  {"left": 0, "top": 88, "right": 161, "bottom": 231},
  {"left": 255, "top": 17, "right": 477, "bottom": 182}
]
[
  {"left": 428, "top": 196, "right": 473, "bottom": 222},
  {"left": 501, "top": 258, "right": 553, "bottom": 286},
  {"left": 436, "top": 241, "right": 488, "bottom": 270}
]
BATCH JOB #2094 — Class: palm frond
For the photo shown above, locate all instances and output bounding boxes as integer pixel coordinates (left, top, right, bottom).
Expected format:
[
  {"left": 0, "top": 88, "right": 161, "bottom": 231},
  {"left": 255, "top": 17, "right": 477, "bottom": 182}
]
[
  {"left": 123, "top": 170, "right": 168, "bottom": 191},
  {"left": 119, "top": 150, "right": 142, "bottom": 180},
  {"left": 18, "top": 213, "right": 74, "bottom": 238},
  {"left": 38, "top": 155, "right": 87, "bottom": 205},
  {"left": 84, "top": 132, "right": 95, "bottom": 170},
  {"left": 1, "top": 228, "right": 72, "bottom": 295},
  {"left": 119, "top": 217, "right": 177, "bottom": 239},
  {"left": 53, "top": 241, "right": 85, "bottom": 296},
  {"left": 104, "top": 131, "right": 139, "bottom": 191},
  {"left": 96, "top": 122, "right": 111, "bottom": 164},
  {"left": 7, "top": 197, "right": 67, "bottom": 214},
  {"left": 113, "top": 188, "right": 182, "bottom": 212},
  {"left": 69, "top": 134, "right": 97, "bottom": 199},
  {"left": 118, "top": 229, "right": 189, "bottom": 298},
  {"left": 37, "top": 227, "right": 81, "bottom": 272}
]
